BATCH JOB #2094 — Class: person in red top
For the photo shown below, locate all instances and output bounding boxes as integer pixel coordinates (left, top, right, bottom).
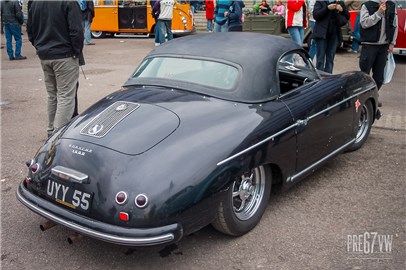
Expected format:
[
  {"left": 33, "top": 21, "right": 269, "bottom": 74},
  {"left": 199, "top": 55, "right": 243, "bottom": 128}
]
[
  {"left": 285, "top": 0, "right": 307, "bottom": 46},
  {"left": 205, "top": 0, "right": 215, "bottom": 32}
]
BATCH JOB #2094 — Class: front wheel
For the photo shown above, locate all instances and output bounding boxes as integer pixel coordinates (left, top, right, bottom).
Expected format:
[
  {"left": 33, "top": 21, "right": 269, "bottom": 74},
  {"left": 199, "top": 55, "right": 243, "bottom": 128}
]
[
  {"left": 91, "top": 31, "right": 106, "bottom": 39},
  {"left": 212, "top": 165, "right": 272, "bottom": 236},
  {"left": 347, "top": 100, "right": 373, "bottom": 152}
]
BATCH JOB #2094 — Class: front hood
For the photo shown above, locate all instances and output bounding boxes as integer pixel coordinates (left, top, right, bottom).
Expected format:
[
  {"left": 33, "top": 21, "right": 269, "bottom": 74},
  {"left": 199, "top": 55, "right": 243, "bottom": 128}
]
[{"left": 62, "top": 101, "right": 180, "bottom": 155}]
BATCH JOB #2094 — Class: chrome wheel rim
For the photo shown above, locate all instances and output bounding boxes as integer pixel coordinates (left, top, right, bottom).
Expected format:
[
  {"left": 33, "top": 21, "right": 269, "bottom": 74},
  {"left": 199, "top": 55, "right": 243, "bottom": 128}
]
[
  {"left": 232, "top": 166, "right": 266, "bottom": 221},
  {"left": 91, "top": 31, "right": 103, "bottom": 38},
  {"left": 355, "top": 104, "right": 369, "bottom": 144}
]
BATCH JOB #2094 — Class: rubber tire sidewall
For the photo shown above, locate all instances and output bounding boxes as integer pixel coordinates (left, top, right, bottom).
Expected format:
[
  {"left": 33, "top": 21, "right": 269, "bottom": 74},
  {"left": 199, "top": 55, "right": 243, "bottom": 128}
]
[{"left": 212, "top": 165, "right": 272, "bottom": 236}]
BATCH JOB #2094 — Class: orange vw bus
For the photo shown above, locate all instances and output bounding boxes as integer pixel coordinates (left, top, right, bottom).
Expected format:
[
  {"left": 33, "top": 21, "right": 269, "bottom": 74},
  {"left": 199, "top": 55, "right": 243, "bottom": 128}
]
[{"left": 91, "top": 0, "right": 194, "bottom": 38}]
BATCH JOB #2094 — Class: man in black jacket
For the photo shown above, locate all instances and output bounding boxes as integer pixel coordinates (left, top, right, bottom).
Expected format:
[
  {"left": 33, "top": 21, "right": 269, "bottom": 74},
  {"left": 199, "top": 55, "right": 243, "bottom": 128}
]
[
  {"left": 1, "top": 0, "right": 26, "bottom": 60},
  {"left": 359, "top": 0, "right": 398, "bottom": 94},
  {"left": 27, "top": 0, "right": 84, "bottom": 137}
]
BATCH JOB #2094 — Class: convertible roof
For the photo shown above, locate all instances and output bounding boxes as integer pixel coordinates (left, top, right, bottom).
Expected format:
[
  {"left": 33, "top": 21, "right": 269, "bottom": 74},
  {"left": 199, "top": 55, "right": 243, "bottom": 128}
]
[{"left": 127, "top": 32, "right": 301, "bottom": 102}]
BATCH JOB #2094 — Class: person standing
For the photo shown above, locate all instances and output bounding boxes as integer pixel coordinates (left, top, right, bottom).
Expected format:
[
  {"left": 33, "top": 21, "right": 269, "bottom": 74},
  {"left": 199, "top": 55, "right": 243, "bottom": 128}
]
[
  {"left": 27, "top": 0, "right": 84, "bottom": 137},
  {"left": 83, "top": 0, "right": 95, "bottom": 45},
  {"left": 1, "top": 0, "right": 27, "bottom": 60},
  {"left": 205, "top": 0, "right": 215, "bottom": 32},
  {"left": 151, "top": 0, "right": 161, "bottom": 46},
  {"left": 345, "top": 0, "right": 362, "bottom": 53},
  {"left": 214, "top": 0, "right": 232, "bottom": 32},
  {"left": 225, "top": 0, "right": 245, "bottom": 31},
  {"left": 307, "top": 0, "right": 317, "bottom": 60},
  {"left": 359, "top": 0, "right": 397, "bottom": 94},
  {"left": 156, "top": 0, "right": 175, "bottom": 44},
  {"left": 285, "top": 0, "right": 307, "bottom": 46},
  {"left": 312, "top": 0, "right": 349, "bottom": 73}
]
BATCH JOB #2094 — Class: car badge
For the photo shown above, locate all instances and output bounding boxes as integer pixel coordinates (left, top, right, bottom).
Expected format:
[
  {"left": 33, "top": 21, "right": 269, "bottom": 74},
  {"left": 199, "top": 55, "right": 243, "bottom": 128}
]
[
  {"left": 88, "top": 124, "right": 103, "bottom": 135},
  {"left": 355, "top": 99, "right": 361, "bottom": 112},
  {"left": 115, "top": 104, "right": 128, "bottom": 111}
]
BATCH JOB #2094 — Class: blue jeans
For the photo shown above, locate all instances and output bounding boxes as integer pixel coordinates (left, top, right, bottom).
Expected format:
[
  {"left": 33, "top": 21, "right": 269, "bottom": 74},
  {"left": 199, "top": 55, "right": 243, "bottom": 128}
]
[
  {"left": 214, "top": 21, "right": 229, "bottom": 32},
  {"left": 157, "top": 19, "right": 173, "bottom": 44},
  {"left": 84, "top": 20, "right": 92, "bottom": 44},
  {"left": 351, "top": 13, "right": 360, "bottom": 52},
  {"left": 315, "top": 34, "right": 338, "bottom": 74},
  {"left": 287, "top": 26, "right": 304, "bottom": 46},
  {"left": 154, "top": 20, "right": 160, "bottom": 43},
  {"left": 4, "top": 23, "right": 22, "bottom": 58},
  {"left": 308, "top": 21, "right": 317, "bottom": 60},
  {"left": 207, "top": 20, "right": 213, "bottom": 32}
]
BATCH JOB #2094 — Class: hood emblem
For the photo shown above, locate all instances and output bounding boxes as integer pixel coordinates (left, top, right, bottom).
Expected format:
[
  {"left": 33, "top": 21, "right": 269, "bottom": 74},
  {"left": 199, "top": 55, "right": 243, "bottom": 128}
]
[
  {"left": 88, "top": 124, "right": 104, "bottom": 135},
  {"left": 115, "top": 104, "right": 128, "bottom": 111}
]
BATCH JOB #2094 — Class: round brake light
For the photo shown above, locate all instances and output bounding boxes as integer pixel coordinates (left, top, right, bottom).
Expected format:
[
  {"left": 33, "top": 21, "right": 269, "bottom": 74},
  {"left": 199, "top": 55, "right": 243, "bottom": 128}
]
[
  {"left": 135, "top": 194, "right": 148, "bottom": 208},
  {"left": 31, "top": 163, "right": 40, "bottom": 174},
  {"left": 115, "top": 191, "right": 128, "bottom": 205}
]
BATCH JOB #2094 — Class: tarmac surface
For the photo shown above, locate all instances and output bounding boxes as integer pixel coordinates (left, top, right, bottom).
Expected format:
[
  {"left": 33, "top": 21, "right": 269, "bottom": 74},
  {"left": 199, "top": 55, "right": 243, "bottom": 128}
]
[{"left": 1, "top": 31, "right": 405, "bottom": 270}]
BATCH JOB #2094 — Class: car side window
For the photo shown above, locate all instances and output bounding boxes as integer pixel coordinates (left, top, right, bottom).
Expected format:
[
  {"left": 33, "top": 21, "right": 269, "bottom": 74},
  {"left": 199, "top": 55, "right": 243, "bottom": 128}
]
[{"left": 278, "top": 51, "right": 319, "bottom": 95}]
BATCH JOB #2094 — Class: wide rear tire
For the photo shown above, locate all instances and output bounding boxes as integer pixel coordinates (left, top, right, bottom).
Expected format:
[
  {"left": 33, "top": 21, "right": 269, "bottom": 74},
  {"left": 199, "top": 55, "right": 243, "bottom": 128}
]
[{"left": 212, "top": 165, "right": 272, "bottom": 236}]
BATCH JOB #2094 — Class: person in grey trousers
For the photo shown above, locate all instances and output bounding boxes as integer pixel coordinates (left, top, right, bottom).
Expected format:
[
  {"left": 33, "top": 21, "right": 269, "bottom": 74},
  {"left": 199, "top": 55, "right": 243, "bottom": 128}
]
[{"left": 27, "top": 0, "right": 84, "bottom": 137}]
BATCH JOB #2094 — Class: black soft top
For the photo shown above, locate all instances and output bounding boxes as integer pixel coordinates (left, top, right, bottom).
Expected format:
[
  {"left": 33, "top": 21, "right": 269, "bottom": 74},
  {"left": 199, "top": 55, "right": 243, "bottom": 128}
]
[{"left": 125, "top": 32, "right": 301, "bottom": 103}]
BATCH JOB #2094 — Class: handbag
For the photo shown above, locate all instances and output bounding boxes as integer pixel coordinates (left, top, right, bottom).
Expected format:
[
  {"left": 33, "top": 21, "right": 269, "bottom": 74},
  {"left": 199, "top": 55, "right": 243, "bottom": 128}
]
[{"left": 383, "top": 53, "right": 396, "bottom": 84}]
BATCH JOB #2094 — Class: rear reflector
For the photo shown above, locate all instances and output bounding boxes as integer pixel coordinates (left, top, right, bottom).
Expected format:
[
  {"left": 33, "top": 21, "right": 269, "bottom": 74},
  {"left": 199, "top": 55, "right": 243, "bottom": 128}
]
[{"left": 119, "top": 212, "right": 129, "bottom": 221}]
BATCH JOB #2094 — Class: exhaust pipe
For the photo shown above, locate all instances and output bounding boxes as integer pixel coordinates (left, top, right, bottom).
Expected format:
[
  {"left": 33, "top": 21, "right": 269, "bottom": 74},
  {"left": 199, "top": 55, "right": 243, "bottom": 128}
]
[
  {"left": 67, "top": 232, "right": 82, "bottom": 244},
  {"left": 40, "top": 220, "right": 57, "bottom": 231}
]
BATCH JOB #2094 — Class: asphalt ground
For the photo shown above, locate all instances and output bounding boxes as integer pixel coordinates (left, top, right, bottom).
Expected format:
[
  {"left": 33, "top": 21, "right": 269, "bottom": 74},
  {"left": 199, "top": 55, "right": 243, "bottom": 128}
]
[{"left": 1, "top": 31, "right": 405, "bottom": 270}]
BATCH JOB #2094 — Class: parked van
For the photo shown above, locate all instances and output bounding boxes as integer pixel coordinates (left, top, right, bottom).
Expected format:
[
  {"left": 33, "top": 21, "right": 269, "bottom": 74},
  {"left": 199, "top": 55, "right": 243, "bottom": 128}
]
[{"left": 91, "top": 0, "right": 194, "bottom": 38}]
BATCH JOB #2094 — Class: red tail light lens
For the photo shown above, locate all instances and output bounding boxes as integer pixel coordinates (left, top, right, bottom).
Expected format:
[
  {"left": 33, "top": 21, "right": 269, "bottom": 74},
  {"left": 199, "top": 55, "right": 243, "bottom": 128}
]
[
  {"left": 31, "top": 163, "right": 40, "bottom": 174},
  {"left": 135, "top": 194, "right": 148, "bottom": 208},
  {"left": 115, "top": 191, "right": 128, "bottom": 205},
  {"left": 119, "top": 212, "right": 129, "bottom": 221}
]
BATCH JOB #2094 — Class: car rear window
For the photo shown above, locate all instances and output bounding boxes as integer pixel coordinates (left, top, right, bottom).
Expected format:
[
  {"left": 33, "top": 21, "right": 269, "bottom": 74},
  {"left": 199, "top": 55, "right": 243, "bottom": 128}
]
[{"left": 132, "top": 57, "right": 239, "bottom": 90}]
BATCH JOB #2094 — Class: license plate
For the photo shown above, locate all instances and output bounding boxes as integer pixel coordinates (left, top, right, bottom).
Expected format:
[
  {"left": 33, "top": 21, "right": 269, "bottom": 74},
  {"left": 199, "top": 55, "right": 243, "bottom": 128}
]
[
  {"left": 400, "top": 50, "right": 406, "bottom": 55},
  {"left": 45, "top": 179, "right": 93, "bottom": 213}
]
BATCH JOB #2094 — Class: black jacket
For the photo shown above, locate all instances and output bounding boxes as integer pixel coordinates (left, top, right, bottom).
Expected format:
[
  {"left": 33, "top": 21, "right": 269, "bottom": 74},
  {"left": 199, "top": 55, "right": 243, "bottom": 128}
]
[
  {"left": 83, "top": 0, "right": 95, "bottom": 22},
  {"left": 27, "top": 0, "right": 84, "bottom": 60},
  {"left": 312, "top": 1, "right": 349, "bottom": 40},
  {"left": 0, "top": 0, "right": 23, "bottom": 25}
]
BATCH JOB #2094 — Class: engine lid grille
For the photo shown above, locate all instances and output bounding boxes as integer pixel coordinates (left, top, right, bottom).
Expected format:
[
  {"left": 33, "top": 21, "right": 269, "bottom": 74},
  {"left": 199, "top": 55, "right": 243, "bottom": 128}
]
[{"left": 80, "top": 101, "right": 140, "bottom": 138}]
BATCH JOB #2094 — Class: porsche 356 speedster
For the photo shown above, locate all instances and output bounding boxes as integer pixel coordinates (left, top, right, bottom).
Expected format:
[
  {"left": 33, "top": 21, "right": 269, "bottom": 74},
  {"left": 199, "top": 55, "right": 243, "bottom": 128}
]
[{"left": 17, "top": 33, "right": 381, "bottom": 247}]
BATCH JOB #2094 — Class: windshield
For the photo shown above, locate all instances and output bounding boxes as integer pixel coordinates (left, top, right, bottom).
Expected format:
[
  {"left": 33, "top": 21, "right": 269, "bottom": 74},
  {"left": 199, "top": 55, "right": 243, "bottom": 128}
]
[{"left": 132, "top": 57, "right": 239, "bottom": 90}]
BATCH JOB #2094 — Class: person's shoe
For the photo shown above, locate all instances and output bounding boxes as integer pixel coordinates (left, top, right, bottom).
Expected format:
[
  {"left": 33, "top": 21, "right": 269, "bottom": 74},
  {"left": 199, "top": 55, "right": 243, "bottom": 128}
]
[
  {"left": 155, "top": 43, "right": 160, "bottom": 47},
  {"left": 85, "top": 42, "right": 95, "bottom": 45},
  {"left": 9, "top": 56, "right": 15, "bottom": 61},
  {"left": 14, "top": 55, "right": 27, "bottom": 60},
  {"left": 378, "top": 101, "right": 382, "bottom": 107},
  {"left": 347, "top": 49, "right": 358, "bottom": 53}
]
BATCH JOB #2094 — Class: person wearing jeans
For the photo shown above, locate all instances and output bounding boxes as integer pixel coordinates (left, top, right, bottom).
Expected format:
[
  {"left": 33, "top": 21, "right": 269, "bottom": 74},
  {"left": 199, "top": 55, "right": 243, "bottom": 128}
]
[
  {"left": 285, "top": 0, "right": 307, "bottom": 46},
  {"left": 345, "top": 0, "right": 362, "bottom": 53},
  {"left": 312, "top": 0, "right": 349, "bottom": 73},
  {"left": 83, "top": 0, "right": 95, "bottom": 45},
  {"left": 156, "top": 0, "right": 175, "bottom": 44},
  {"left": 1, "top": 0, "right": 26, "bottom": 60}
]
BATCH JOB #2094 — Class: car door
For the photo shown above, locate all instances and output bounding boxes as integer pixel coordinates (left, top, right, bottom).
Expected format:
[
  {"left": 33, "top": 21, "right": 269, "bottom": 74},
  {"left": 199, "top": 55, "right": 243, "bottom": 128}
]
[{"left": 277, "top": 51, "right": 354, "bottom": 180}]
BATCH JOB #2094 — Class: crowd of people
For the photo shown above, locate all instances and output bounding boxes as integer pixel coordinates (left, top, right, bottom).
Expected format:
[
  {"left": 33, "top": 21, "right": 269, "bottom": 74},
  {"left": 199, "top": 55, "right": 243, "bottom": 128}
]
[{"left": 1, "top": 0, "right": 399, "bottom": 137}]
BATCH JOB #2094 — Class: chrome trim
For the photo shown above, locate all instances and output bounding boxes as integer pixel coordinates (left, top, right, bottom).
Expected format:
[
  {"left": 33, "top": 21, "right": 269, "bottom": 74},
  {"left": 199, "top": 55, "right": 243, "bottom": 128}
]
[
  {"left": 51, "top": 166, "right": 89, "bottom": 184},
  {"left": 16, "top": 190, "right": 175, "bottom": 246},
  {"left": 217, "top": 123, "right": 298, "bottom": 166},
  {"left": 217, "top": 88, "right": 374, "bottom": 166},
  {"left": 288, "top": 139, "right": 356, "bottom": 182}
]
